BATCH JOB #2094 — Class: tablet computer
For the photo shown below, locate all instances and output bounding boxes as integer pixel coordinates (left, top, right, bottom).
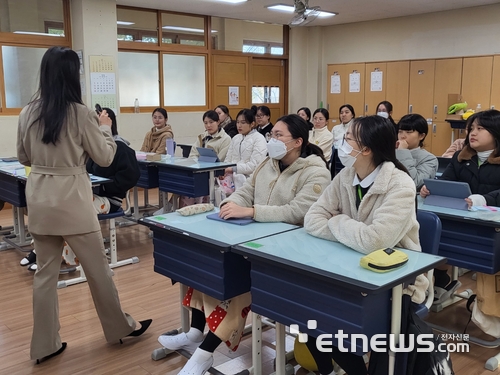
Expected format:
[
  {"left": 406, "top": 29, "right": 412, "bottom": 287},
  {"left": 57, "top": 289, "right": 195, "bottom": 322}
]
[
  {"left": 196, "top": 147, "right": 219, "bottom": 163},
  {"left": 1, "top": 157, "right": 18, "bottom": 162},
  {"left": 206, "top": 212, "right": 254, "bottom": 225},
  {"left": 423, "top": 179, "right": 471, "bottom": 210}
]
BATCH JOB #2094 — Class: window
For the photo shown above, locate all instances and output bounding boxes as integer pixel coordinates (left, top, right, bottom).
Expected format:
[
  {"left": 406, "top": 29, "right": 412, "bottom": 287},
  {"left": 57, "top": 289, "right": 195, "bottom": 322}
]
[
  {"left": 162, "top": 54, "right": 206, "bottom": 106},
  {"left": 161, "top": 14, "right": 206, "bottom": 47},
  {"left": 116, "top": 8, "right": 158, "bottom": 44},
  {"left": 211, "top": 17, "right": 284, "bottom": 56},
  {"left": 0, "top": 0, "right": 70, "bottom": 113},
  {"left": 252, "top": 86, "right": 280, "bottom": 104},
  {"left": 118, "top": 52, "right": 160, "bottom": 107}
]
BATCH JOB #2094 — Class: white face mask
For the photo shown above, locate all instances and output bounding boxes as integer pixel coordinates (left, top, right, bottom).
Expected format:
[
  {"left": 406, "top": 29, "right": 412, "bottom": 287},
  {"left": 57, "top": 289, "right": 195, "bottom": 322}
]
[
  {"left": 377, "top": 111, "right": 389, "bottom": 119},
  {"left": 338, "top": 140, "right": 362, "bottom": 168},
  {"left": 267, "top": 138, "right": 293, "bottom": 160}
]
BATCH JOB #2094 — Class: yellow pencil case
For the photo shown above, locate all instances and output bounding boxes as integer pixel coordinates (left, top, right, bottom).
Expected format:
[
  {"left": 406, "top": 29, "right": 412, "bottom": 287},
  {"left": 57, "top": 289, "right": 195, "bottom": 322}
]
[{"left": 360, "top": 248, "right": 408, "bottom": 273}]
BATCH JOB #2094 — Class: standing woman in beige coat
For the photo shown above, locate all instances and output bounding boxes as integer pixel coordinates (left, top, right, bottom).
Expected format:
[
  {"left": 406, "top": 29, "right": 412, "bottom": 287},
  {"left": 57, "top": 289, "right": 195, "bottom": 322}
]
[{"left": 17, "top": 47, "right": 151, "bottom": 364}]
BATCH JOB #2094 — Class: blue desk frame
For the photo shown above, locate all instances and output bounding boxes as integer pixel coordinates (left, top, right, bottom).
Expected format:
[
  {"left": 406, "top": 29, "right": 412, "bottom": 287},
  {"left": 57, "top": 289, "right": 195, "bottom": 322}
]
[
  {"left": 139, "top": 210, "right": 299, "bottom": 374},
  {"left": 233, "top": 228, "right": 446, "bottom": 375}
]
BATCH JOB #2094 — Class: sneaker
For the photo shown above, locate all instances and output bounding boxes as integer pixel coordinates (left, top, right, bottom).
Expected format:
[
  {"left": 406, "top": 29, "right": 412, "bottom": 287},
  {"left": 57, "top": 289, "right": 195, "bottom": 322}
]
[
  {"left": 20, "top": 250, "right": 36, "bottom": 266},
  {"left": 158, "top": 332, "right": 202, "bottom": 354},
  {"left": 433, "top": 280, "right": 462, "bottom": 305},
  {"left": 28, "top": 263, "right": 38, "bottom": 272},
  {"left": 178, "top": 348, "right": 214, "bottom": 375}
]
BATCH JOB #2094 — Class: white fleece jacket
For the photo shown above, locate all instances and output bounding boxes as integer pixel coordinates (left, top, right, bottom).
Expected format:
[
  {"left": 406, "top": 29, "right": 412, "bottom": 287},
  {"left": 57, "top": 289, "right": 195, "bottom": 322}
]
[
  {"left": 304, "top": 161, "right": 428, "bottom": 303},
  {"left": 222, "top": 154, "right": 331, "bottom": 225},
  {"left": 224, "top": 129, "right": 267, "bottom": 177},
  {"left": 309, "top": 126, "right": 334, "bottom": 161}
]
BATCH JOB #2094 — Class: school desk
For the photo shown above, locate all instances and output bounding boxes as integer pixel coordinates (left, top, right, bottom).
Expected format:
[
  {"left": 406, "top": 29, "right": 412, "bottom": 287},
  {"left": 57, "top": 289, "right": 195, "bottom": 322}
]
[
  {"left": 139, "top": 210, "right": 299, "bottom": 374},
  {"left": 418, "top": 197, "right": 500, "bottom": 371},
  {"left": 151, "top": 157, "right": 236, "bottom": 206},
  {"left": 233, "top": 228, "right": 445, "bottom": 375}
]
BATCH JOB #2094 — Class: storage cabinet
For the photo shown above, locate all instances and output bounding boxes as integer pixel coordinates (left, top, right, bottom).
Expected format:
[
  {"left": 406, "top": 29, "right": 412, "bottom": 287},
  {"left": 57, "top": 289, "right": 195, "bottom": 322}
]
[
  {"left": 364, "top": 62, "right": 386, "bottom": 116},
  {"left": 386, "top": 61, "right": 409, "bottom": 122},
  {"left": 461, "top": 56, "right": 493, "bottom": 111}
]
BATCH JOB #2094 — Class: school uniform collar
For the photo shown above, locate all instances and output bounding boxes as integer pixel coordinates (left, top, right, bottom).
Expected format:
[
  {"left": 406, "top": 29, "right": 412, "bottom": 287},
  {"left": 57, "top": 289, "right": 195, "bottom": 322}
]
[{"left": 352, "top": 164, "right": 382, "bottom": 188}]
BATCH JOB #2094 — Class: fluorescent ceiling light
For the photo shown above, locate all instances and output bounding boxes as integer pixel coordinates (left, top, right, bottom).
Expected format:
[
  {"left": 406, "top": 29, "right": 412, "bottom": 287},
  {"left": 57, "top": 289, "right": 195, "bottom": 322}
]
[
  {"left": 14, "top": 31, "right": 62, "bottom": 36},
  {"left": 162, "top": 26, "right": 217, "bottom": 33},
  {"left": 266, "top": 4, "right": 336, "bottom": 18},
  {"left": 216, "top": 0, "right": 247, "bottom": 3},
  {"left": 117, "top": 21, "right": 135, "bottom": 26}
]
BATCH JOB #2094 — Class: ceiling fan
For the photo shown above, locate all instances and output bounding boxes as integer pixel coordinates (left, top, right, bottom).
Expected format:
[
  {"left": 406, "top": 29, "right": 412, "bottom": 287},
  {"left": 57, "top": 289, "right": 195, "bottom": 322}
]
[{"left": 289, "top": 0, "right": 322, "bottom": 27}]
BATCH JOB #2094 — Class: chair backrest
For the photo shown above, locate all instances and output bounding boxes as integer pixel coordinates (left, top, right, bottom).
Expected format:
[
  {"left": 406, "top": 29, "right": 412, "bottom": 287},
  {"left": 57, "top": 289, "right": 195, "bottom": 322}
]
[
  {"left": 416, "top": 210, "right": 442, "bottom": 311},
  {"left": 436, "top": 157, "right": 451, "bottom": 175},
  {"left": 417, "top": 210, "right": 442, "bottom": 255}
]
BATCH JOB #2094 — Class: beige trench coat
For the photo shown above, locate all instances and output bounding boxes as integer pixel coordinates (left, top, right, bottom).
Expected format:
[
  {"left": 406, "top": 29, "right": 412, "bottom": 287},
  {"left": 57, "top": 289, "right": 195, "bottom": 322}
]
[{"left": 17, "top": 103, "right": 116, "bottom": 235}]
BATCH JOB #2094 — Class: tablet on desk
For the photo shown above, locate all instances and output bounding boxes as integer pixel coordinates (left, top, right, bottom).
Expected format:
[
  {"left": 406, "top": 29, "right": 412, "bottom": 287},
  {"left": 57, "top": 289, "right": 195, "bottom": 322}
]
[
  {"left": 1, "top": 157, "right": 18, "bottom": 162},
  {"left": 206, "top": 212, "right": 254, "bottom": 225},
  {"left": 423, "top": 179, "right": 471, "bottom": 210},
  {"left": 196, "top": 147, "right": 219, "bottom": 163}
]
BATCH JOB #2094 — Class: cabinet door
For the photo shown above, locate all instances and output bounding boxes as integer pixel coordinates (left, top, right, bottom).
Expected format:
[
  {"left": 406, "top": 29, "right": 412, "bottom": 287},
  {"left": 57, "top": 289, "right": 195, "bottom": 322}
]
[
  {"left": 490, "top": 55, "right": 500, "bottom": 110},
  {"left": 433, "top": 59, "right": 463, "bottom": 122},
  {"left": 364, "top": 62, "right": 386, "bottom": 116},
  {"left": 344, "top": 63, "right": 365, "bottom": 124},
  {"left": 327, "top": 64, "right": 347, "bottom": 130},
  {"left": 386, "top": 61, "right": 409, "bottom": 122},
  {"left": 430, "top": 121, "right": 454, "bottom": 156},
  {"left": 409, "top": 60, "right": 435, "bottom": 119},
  {"left": 461, "top": 56, "right": 493, "bottom": 110}
]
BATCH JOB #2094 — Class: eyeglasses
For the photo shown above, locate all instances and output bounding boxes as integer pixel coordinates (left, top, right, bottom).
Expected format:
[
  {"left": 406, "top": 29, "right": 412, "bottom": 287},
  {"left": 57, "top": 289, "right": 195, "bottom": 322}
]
[
  {"left": 342, "top": 135, "right": 355, "bottom": 145},
  {"left": 256, "top": 114, "right": 266, "bottom": 118},
  {"left": 270, "top": 132, "right": 291, "bottom": 140}
]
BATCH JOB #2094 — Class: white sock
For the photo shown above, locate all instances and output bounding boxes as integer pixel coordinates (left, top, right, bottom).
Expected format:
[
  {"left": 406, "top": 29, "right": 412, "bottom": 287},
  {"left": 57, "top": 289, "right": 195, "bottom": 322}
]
[
  {"left": 186, "top": 327, "right": 204, "bottom": 342},
  {"left": 191, "top": 347, "right": 213, "bottom": 362}
]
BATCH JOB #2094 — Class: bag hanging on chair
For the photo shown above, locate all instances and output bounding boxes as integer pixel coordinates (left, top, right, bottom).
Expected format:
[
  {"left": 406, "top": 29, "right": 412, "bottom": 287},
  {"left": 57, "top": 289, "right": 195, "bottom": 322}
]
[{"left": 476, "top": 272, "right": 500, "bottom": 318}]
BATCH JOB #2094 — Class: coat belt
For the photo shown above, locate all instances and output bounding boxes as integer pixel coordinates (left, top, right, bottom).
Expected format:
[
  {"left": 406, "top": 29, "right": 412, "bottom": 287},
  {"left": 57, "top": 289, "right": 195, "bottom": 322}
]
[{"left": 30, "top": 165, "right": 87, "bottom": 176}]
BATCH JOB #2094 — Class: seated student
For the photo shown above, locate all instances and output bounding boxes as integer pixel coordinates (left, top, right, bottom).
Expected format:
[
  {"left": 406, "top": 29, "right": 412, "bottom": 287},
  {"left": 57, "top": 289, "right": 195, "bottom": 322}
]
[
  {"left": 87, "top": 108, "right": 140, "bottom": 214},
  {"left": 215, "top": 104, "right": 238, "bottom": 138},
  {"left": 255, "top": 105, "right": 273, "bottom": 140},
  {"left": 377, "top": 100, "right": 398, "bottom": 132},
  {"left": 420, "top": 109, "right": 500, "bottom": 301},
  {"left": 223, "top": 108, "right": 267, "bottom": 179},
  {"left": 158, "top": 114, "right": 331, "bottom": 375},
  {"left": 140, "top": 108, "right": 174, "bottom": 154},
  {"left": 310, "top": 108, "right": 334, "bottom": 161},
  {"left": 297, "top": 106, "right": 314, "bottom": 130},
  {"left": 442, "top": 137, "right": 465, "bottom": 158},
  {"left": 396, "top": 114, "right": 438, "bottom": 190},
  {"left": 332, "top": 104, "right": 355, "bottom": 148},
  {"left": 304, "top": 115, "right": 427, "bottom": 375},
  {"left": 189, "top": 110, "right": 231, "bottom": 161}
]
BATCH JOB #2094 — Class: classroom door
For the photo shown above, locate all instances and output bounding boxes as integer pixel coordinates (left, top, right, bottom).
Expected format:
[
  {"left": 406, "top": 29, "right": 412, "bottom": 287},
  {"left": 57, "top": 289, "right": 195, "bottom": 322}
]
[
  {"left": 251, "top": 58, "right": 286, "bottom": 125},
  {"left": 212, "top": 54, "right": 250, "bottom": 119},
  {"left": 490, "top": 55, "right": 500, "bottom": 110}
]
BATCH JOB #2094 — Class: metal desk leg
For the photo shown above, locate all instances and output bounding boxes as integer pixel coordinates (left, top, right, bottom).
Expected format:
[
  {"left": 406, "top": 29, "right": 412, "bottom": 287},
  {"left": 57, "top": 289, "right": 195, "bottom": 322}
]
[
  {"left": 209, "top": 171, "right": 215, "bottom": 205},
  {"left": 133, "top": 187, "right": 140, "bottom": 220},
  {"left": 388, "top": 284, "right": 403, "bottom": 375},
  {"left": 275, "top": 322, "right": 286, "bottom": 375}
]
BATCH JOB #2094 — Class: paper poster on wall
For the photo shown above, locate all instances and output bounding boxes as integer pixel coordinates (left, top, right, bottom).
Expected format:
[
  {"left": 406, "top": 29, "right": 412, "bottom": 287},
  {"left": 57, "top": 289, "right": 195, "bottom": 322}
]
[
  {"left": 349, "top": 72, "right": 360, "bottom": 93},
  {"left": 371, "top": 71, "right": 383, "bottom": 92},
  {"left": 330, "top": 75, "right": 341, "bottom": 94},
  {"left": 89, "top": 55, "right": 117, "bottom": 113},
  {"left": 229, "top": 86, "right": 239, "bottom": 105},
  {"left": 76, "top": 50, "right": 84, "bottom": 75}
]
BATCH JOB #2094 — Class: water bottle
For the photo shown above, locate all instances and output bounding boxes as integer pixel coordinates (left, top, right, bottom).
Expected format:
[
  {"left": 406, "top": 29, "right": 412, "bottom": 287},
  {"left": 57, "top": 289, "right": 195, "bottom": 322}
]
[
  {"left": 134, "top": 98, "right": 140, "bottom": 113},
  {"left": 166, "top": 138, "right": 175, "bottom": 157},
  {"left": 475, "top": 104, "right": 482, "bottom": 113}
]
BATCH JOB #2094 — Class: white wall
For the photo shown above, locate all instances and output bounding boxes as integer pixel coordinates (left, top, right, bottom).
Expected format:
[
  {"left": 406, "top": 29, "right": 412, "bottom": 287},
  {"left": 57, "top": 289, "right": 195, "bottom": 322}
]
[{"left": 289, "top": 3, "right": 500, "bottom": 115}]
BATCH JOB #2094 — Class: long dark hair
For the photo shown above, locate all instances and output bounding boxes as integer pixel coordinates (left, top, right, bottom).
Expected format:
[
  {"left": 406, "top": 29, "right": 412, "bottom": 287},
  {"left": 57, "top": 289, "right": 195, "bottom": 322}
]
[
  {"left": 313, "top": 108, "right": 330, "bottom": 121},
  {"left": 297, "top": 107, "right": 311, "bottom": 120},
  {"left": 215, "top": 104, "right": 230, "bottom": 116},
  {"left": 236, "top": 108, "right": 256, "bottom": 126},
  {"left": 339, "top": 104, "right": 356, "bottom": 118},
  {"left": 152, "top": 107, "right": 168, "bottom": 119},
  {"left": 103, "top": 107, "right": 118, "bottom": 136},
  {"left": 277, "top": 114, "right": 328, "bottom": 167},
  {"left": 350, "top": 115, "right": 408, "bottom": 174},
  {"left": 203, "top": 110, "right": 220, "bottom": 123},
  {"left": 31, "top": 46, "right": 83, "bottom": 145},
  {"left": 463, "top": 109, "right": 500, "bottom": 156}
]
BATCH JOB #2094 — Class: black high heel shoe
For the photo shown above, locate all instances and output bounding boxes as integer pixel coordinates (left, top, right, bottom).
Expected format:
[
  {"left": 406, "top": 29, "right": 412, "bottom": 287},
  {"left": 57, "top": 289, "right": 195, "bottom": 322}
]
[
  {"left": 120, "top": 319, "right": 152, "bottom": 344},
  {"left": 36, "top": 342, "right": 67, "bottom": 364}
]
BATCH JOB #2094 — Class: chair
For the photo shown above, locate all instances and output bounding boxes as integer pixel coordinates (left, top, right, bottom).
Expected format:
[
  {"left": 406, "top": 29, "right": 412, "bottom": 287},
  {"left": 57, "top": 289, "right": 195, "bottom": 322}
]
[
  {"left": 98, "top": 209, "right": 139, "bottom": 269},
  {"left": 416, "top": 210, "right": 442, "bottom": 314},
  {"left": 329, "top": 148, "right": 344, "bottom": 179}
]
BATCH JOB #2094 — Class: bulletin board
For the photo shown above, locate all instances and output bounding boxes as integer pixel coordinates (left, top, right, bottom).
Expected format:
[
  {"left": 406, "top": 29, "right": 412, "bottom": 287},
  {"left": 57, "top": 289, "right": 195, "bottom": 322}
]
[{"left": 89, "top": 55, "right": 117, "bottom": 113}]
